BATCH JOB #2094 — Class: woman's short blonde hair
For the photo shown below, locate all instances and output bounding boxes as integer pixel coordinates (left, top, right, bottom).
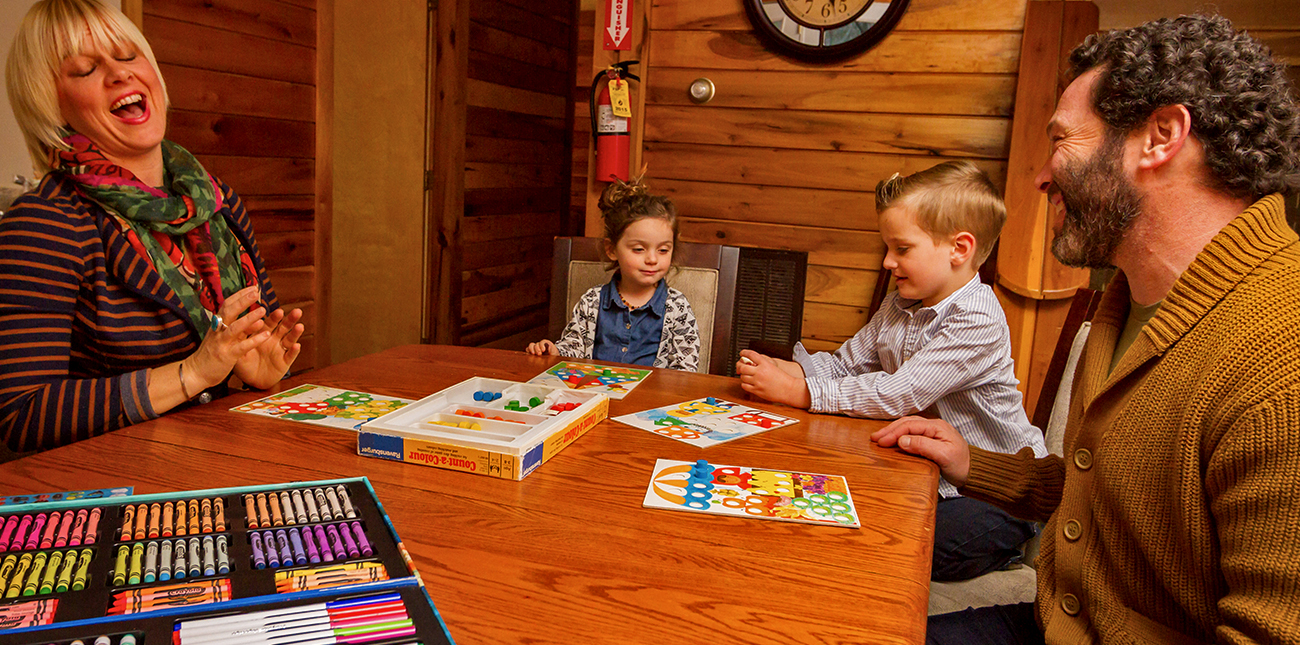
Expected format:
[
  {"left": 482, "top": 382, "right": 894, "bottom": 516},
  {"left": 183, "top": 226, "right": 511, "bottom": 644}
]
[
  {"left": 875, "top": 160, "right": 1007, "bottom": 266},
  {"left": 5, "top": 0, "right": 169, "bottom": 176}
]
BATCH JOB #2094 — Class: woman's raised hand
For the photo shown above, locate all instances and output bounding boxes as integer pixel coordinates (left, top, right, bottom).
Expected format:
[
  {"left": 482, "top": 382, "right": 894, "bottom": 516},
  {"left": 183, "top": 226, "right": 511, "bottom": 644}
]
[
  {"left": 183, "top": 285, "right": 274, "bottom": 392},
  {"left": 233, "top": 304, "right": 305, "bottom": 389}
]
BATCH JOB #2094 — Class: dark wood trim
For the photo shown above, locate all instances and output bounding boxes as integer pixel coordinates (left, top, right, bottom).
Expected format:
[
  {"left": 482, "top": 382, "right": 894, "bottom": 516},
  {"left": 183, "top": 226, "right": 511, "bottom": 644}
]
[
  {"left": 314, "top": 0, "right": 333, "bottom": 368},
  {"left": 427, "top": 0, "right": 471, "bottom": 345},
  {"left": 1031, "top": 288, "right": 1101, "bottom": 432}
]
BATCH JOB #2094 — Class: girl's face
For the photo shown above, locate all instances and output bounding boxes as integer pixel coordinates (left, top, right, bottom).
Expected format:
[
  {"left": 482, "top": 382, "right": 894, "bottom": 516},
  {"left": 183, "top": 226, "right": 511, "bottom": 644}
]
[{"left": 606, "top": 217, "right": 674, "bottom": 291}]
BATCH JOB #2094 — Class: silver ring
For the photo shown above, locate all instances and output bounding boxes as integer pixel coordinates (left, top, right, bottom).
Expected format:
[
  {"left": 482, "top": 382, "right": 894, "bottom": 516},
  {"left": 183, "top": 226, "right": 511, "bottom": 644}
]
[{"left": 211, "top": 314, "right": 229, "bottom": 333}]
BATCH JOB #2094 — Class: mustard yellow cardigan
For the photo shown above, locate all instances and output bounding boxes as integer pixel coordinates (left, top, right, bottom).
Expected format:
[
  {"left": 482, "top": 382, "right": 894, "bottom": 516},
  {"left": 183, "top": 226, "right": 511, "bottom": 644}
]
[{"left": 964, "top": 195, "right": 1300, "bottom": 645}]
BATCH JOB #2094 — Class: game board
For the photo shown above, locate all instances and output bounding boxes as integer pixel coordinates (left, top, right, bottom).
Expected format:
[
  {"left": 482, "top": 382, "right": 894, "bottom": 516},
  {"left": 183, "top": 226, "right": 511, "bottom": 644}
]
[
  {"left": 526, "top": 361, "right": 651, "bottom": 400},
  {"left": 232, "top": 384, "right": 413, "bottom": 430},
  {"left": 643, "top": 459, "right": 860, "bottom": 528},
  {"left": 613, "top": 397, "right": 799, "bottom": 447}
]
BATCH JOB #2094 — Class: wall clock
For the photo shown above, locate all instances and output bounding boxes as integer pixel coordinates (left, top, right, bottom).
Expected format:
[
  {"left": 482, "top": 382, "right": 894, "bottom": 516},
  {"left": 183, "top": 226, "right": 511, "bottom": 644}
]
[{"left": 743, "top": 0, "right": 911, "bottom": 62}]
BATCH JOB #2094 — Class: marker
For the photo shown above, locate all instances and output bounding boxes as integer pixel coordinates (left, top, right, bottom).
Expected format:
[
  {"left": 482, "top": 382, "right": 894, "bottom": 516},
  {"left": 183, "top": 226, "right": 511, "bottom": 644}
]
[
  {"left": 288, "top": 527, "right": 307, "bottom": 565},
  {"left": 269, "top": 494, "right": 284, "bottom": 527},
  {"left": 214, "top": 498, "right": 227, "bottom": 532},
  {"left": 350, "top": 523, "right": 374, "bottom": 557},
  {"left": 53, "top": 510, "right": 74, "bottom": 548},
  {"left": 325, "top": 487, "right": 344, "bottom": 518},
  {"left": 133, "top": 504, "right": 148, "bottom": 540},
  {"left": 201, "top": 498, "right": 213, "bottom": 533},
  {"left": 339, "top": 522, "right": 360, "bottom": 559},
  {"left": 250, "top": 531, "right": 266, "bottom": 569},
  {"left": 38, "top": 550, "right": 61, "bottom": 594},
  {"left": 175, "top": 500, "right": 187, "bottom": 537},
  {"left": 39, "top": 511, "right": 60, "bottom": 549},
  {"left": 303, "top": 489, "right": 321, "bottom": 522},
  {"left": 21, "top": 551, "right": 45, "bottom": 595},
  {"left": 83, "top": 507, "right": 100, "bottom": 545},
  {"left": 144, "top": 540, "right": 158, "bottom": 583},
  {"left": 256, "top": 493, "right": 272, "bottom": 528},
  {"left": 314, "top": 525, "right": 334, "bottom": 563},
  {"left": 160, "top": 539, "right": 173, "bottom": 581},
  {"left": 71, "top": 548, "right": 92, "bottom": 591},
  {"left": 290, "top": 489, "right": 309, "bottom": 524},
  {"left": 119, "top": 505, "right": 135, "bottom": 542},
  {"left": 264, "top": 531, "right": 281, "bottom": 568},
  {"left": 216, "top": 535, "right": 230, "bottom": 575},
  {"left": 11, "top": 515, "right": 32, "bottom": 551},
  {"left": 0, "top": 516, "right": 17, "bottom": 552},
  {"left": 24, "top": 513, "right": 46, "bottom": 550},
  {"left": 279, "top": 491, "right": 295, "bottom": 525},
  {"left": 302, "top": 525, "right": 321, "bottom": 563},
  {"left": 162, "top": 501, "right": 175, "bottom": 537},
  {"left": 54, "top": 549, "right": 76, "bottom": 592},
  {"left": 188, "top": 537, "right": 201, "bottom": 577},
  {"left": 187, "top": 499, "right": 200, "bottom": 535},
  {"left": 202, "top": 536, "right": 216, "bottom": 576},
  {"left": 244, "top": 494, "right": 259, "bottom": 529},
  {"left": 128, "top": 542, "right": 144, "bottom": 584},
  {"left": 7, "top": 553, "right": 32, "bottom": 598},
  {"left": 113, "top": 545, "right": 128, "bottom": 586},
  {"left": 148, "top": 502, "right": 162, "bottom": 538},
  {"left": 325, "top": 524, "right": 347, "bottom": 560},
  {"left": 174, "top": 537, "right": 187, "bottom": 579},
  {"left": 314, "top": 489, "right": 333, "bottom": 521}
]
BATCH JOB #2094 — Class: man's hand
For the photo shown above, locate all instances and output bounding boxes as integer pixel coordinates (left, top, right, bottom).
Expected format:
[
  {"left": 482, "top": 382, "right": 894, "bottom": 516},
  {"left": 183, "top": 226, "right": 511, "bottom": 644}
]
[
  {"left": 871, "top": 416, "right": 971, "bottom": 487},
  {"left": 736, "top": 350, "right": 811, "bottom": 409}
]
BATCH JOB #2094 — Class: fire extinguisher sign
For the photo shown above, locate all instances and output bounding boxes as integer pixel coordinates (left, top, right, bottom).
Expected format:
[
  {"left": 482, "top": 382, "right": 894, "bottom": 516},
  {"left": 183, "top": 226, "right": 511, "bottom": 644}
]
[{"left": 604, "top": 0, "right": 631, "bottom": 50}]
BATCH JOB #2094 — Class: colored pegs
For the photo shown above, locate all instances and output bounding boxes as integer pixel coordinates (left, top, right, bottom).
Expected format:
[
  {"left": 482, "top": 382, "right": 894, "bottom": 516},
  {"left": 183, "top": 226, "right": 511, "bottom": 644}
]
[
  {"left": 550, "top": 402, "right": 579, "bottom": 412},
  {"left": 529, "top": 396, "right": 543, "bottom": 407},
  {"left": 473, "top": 390, "right": 503, "bottom": 402}
]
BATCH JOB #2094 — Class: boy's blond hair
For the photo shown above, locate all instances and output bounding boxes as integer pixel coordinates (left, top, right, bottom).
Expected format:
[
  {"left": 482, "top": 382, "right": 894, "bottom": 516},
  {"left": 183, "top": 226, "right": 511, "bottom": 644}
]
[{"left": 875, "top": 160, "right": 1006, "bottom": 266}]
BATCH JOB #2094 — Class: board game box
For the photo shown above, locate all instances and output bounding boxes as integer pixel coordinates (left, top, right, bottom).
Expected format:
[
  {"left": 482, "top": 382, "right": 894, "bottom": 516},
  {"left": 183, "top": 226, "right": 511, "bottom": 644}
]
[
  {"left": 643, "top": 459, "right": 861, "bottom": 528},
  {"left": 357, "top": 377, "right": 609, "bottom": 480}
]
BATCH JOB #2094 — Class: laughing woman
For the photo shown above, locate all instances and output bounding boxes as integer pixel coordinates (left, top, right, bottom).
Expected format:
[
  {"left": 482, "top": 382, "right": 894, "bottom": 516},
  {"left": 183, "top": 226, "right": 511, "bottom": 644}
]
[{"left": 0, "top": 0, "right": 305, "bottom": 452}]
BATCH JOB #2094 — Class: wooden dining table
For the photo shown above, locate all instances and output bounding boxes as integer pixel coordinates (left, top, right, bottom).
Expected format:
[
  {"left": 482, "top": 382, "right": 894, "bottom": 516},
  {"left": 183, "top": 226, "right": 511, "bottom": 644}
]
[{"left": 0, "top": 345, "right": 938, "bottom": 644}]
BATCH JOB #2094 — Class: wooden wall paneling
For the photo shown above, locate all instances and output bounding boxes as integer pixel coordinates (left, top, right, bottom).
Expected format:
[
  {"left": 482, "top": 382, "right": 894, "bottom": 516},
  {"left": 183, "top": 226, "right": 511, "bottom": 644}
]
[
  {"left": 657, "top": 179, "right": 876, "bottom": 230},
  {"left": 167, "top": 111, "right": 314, "bottom": 158},
  {"left": 196, "top": 156, "right": 314, "bottom": 196},
  {"left": 429, "top": 0, "right": 470, "bottom": 345},
  {"left": 466, "top": 80, "right": 567, "bottom": 119},
  {"left": 144, "top": 0, "right": 316, "bottom": 47},
  {"left": 650, "top": 0, "right": 1028, "bottom": 31},
  {"left": 679, "top": 218, "right": 884, "bottom": 269},
  {"left": 314, "top": 0, "right": 332, "bottom": 367},
  {"left": 143, "top": 16, "right": 315, "bottom": 84},
  {"left": 571, "top": 10, "right": 595, "bottom": 235},
  {"left": 121, "top": 0, "right": 142, "bottom": 27},
  {"left": 159, "top": 65, "right": 315, "bottom": 122}
]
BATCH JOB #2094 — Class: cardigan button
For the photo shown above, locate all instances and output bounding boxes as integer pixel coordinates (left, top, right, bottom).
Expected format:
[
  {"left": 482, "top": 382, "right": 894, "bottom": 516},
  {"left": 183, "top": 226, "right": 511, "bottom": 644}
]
[
  {"left": 1073, "top": 448, "right": 1093, "bottom": 470},
  {"left": 198, "top": 391, "right": 212, "bottom": 405},
  {"left": 1062, "top": 593, "right": 1081, "bottom": 616},
  {"left": 1063, "top": 519, "right": 1082, "bottom": 541}
]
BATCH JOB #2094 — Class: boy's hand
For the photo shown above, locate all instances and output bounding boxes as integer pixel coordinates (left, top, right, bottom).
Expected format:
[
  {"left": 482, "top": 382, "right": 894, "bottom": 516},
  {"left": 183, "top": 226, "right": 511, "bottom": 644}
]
[
  {"left": 871, "top": 416, "right": 970, "bottom": 487},
  {"left": 526, "top": 340, "right": 559, "bottom": 356},
  {"left": 737, "top": 350, "right": 811, "bottom": 409}
]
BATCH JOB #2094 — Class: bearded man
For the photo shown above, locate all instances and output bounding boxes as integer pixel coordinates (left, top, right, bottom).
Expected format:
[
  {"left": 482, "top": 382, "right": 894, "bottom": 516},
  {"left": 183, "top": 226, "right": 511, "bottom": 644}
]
[{"left": 873, "top": 15, "right": 1300, "bottom": 645}]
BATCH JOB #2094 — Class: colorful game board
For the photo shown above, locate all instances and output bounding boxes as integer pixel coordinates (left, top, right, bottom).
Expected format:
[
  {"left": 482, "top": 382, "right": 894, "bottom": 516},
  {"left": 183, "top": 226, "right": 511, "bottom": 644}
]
[
  {"left": 232, "top": 384, "right": 413, "bottom": 430},
  {"left": 613, "top": 397, "right": 799, "bottom": 447},
  {"left": 526, "top": 361, "right": 651, "bottom": 400},
  {"left": 643, "top": 459, "right": 860, "bottom": 528}
]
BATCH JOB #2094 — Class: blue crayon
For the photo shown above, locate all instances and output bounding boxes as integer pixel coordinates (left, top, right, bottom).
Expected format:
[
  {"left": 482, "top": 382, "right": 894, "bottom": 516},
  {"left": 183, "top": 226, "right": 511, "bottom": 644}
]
[
  {"left": 287, "top": 528, "right": 308, "bottom": 565},
  {"left": 187, "top": 537, "right": 201, "bottom": 577},
  {"left": 159, "top": 539, "right": 172, "bottom": 581},
  {"left": 173, "top": 537, "right": 187, "bottom": 579},
  {"left": 202, "top": 536, "right": 216, "bottom": 576},
  {"left": 250, "top": 531, "right": 266, "bottom": 569},
  {"left": 216, "top": 535, "right": 230, "bottom": 575}
]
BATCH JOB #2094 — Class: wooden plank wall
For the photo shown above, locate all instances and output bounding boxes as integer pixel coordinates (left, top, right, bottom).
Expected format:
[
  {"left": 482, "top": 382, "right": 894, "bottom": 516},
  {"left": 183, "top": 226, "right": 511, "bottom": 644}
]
[
  {"left": 142, "top": 0, "right": 324, "bottom": 370},
  {"left": 602, "top": 0, "right": 1024, "bottom": 353},
  {"left": 459, "top": 0, "right": 579, "bottom": 350}
]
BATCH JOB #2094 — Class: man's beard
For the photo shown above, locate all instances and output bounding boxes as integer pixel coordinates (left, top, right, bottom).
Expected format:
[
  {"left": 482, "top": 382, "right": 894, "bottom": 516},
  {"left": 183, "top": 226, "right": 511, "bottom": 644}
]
[{"left": 1049, "top": 134, "right": 1143, "bottom": 269}]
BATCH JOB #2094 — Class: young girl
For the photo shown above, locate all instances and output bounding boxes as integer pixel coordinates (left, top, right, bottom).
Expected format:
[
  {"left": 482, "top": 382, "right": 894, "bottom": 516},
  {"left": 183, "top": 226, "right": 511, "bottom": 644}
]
[{"left": 527, "top": 179, "right": 700, "bottom": 372}]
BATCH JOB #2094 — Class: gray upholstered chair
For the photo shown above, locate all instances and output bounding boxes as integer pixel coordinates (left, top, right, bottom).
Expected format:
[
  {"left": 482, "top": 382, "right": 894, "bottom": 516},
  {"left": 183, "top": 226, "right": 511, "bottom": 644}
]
[{"left": 548, "top": 237, "right": 740, "bottom": 375}]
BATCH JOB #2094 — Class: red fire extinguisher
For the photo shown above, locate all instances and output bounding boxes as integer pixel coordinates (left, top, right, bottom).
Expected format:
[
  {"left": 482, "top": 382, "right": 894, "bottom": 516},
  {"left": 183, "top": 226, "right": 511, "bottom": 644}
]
[{"left": 591, "top": 61, "right": 639, "bottom": 182}]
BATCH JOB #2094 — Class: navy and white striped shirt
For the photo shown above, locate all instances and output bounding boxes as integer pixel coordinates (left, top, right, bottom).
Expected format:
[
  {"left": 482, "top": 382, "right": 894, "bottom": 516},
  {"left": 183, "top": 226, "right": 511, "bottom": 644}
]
[{"left": 794, "top": 275, "right": 1047, "bottom": 497}]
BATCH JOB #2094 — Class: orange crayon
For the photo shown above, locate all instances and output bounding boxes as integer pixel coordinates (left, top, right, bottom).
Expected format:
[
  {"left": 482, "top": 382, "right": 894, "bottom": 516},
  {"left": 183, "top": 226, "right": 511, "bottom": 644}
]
[
  {"left": 161, "top": 502, "right": 174, "bottom": 537},
  {"left": 213, "top": 498, "right": 226, "bottom": 532},
  {"left": 174, "top": 499, "right": 187, "bottom": 537},
  {"left": 200, "top": 499, "right": 213, "bottom": 533},
  {"left": 118, "top": 504, "right": 134, "bottom": 541},
  {"left": 243, "top": 494, "right": 258, "bottom": 529},
  {"left": 147, "top": 503, "right": 161, "bottom": 538},
  {"left": 255, "top": 493, "right": 272, "bottom": 528},
  {"left": 187, "top": 499, "right": 200, "bottom": 535}
]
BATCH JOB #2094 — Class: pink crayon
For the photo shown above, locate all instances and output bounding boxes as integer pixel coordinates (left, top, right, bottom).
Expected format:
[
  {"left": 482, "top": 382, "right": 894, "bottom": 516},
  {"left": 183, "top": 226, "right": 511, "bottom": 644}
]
[
  {"left": 0, "top": 516, "right": 17, "bottom": 552},
  {"left": 10, "top": 515, "right": 32, "bottom": 551},
  {"left": 24, "top": 514, "right": 47, "bottom": 550},
  {"left": 83, "top": 508, "right": 102, "bottom": 545},
  {"left": 53, "top": 512, "right": 74, "bottom": 548},
  {"left": 39, "top": 512, "right": 60, "bottom": 549},
  {"left": 68, "top": 509, "right": 88, "bottom": 547}
]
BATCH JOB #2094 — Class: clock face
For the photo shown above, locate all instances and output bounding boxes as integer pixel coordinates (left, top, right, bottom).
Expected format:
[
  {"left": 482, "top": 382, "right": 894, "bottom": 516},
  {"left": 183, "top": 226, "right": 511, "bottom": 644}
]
[{"left": 745, "top": 0, "right": 910, "bottom": 62}]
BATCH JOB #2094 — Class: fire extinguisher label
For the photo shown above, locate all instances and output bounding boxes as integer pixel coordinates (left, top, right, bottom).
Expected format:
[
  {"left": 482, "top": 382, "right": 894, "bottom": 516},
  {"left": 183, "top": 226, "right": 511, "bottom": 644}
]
[{"left": 597, "top": 105, "right": 629, "bottom": 134}]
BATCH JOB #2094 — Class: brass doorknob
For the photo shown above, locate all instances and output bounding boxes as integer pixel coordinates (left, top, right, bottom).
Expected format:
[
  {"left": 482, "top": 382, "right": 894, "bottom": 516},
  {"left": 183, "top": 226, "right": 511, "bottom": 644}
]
[{"left": 688, "top": 78, "right": 715, "bottom": 104}]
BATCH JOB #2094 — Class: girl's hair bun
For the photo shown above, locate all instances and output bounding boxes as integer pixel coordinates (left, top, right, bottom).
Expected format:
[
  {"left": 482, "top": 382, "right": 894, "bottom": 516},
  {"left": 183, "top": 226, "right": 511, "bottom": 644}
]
[{"left": 599, "top": 176, "right": 650, "bottom": 211}]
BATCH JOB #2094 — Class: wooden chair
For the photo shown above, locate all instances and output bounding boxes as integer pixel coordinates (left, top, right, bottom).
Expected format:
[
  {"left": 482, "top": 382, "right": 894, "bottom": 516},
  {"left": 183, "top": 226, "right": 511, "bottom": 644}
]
[
  {"left": 549, "top": 237, "right": 741, "bottom": 375},
  {"left": 1030, "top": 288, "right": 1101, "bottom": 432}
]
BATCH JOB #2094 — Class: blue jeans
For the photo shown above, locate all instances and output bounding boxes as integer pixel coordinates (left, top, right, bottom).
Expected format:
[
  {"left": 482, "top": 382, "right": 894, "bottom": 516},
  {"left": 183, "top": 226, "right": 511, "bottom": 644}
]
[
  {"left": 933, "top": 496, "right": 1036, "bottom": 582},
  {"left": 927, "top": 603, "right": 1043, "bottom": 645}
]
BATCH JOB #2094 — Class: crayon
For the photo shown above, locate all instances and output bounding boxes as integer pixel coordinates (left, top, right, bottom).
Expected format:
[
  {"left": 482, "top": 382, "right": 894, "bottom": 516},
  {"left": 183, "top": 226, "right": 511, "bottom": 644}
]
[
  {"left": 0, "top": 597, "right": 58, "bottom": 628},
  {"left": 274, "top": 567, "right": 389, "bottom": 592},
  {"left": 325, "top": 487, "right": 344, "bottom": 518},
  {"left": 269, "top": 495, "right": 284, "bottom": 527},
  {"left": 314, "top": 525, "right": 334, "bottom": 563},
  {"left": 72, "top": 548, "right": 92, "bottom": 591},
  {"left": 216, "top": 535, "right": 230, "bottom": 575},
  {"left": 273, "top": 562, "right": 384, "bottom": 582},
  {"left": 54, "top": 549, "right": 76, "bottom": 592},
  {"left": 314, "top": 489, "right": 333, "bottom": 521},
  {"left": 127, "top": 542, "right": 143, "bottom": 584},
  {"left": 122, "top": 634, "right": 137, "bottom": 645},
  {"left": 0, "top": 516, "right": 16, "bottom": 552},
  {"left": 188, "top": 537, "right": 202, "bottom": 577},
  {"left": 339, "top": 523, "right": 361, "bottom": 559},
  {"left": 113, "top": 544, "right": 128, "bottom": 586},
  {"left": 303, "top": 488, "right": 321, "bottom": 522},
  {"left": 202, "top": 536, "right": 216, "bottom": 576},
  {"left": 255, "top": 493, "right": 272, "bottom": 528},
  {"left": 53, "top": 510, "right": 74, "bottom": 548},
  {"left": 144, "top": 540, "right": 158, "bottom": 583},
  {"left": 119, "top": 505, "right": 135, "bottom": 542},
  {"left": 160, "top": 539, "right": 173, "bottom": 581},
  {"left": 279, "top": 491, "right": 294, "bottom": 525},
  {"left": 350, "top": 523, "right": 374, "bottom": 557},
  {"left": 250, "top": 531, "right": 266, "bottom": 569},
  {"left": 288, "top": 527, "right": 308, "bottom": 565},
  {"left": 7, "top": 553, "right": 32, "bottom": 598},
  {"left": 11, "top": 515, "right": 32, "bottom": 551},
  {"left": 69, "top": 509, "right": 88, "bottom": 546},
  {"left": 21, "top": 551, "right": 45, "bottom": 595},
  {"left": 83, "top": 507, "right": 100, "bottom": 545},
  {"left": 188, "top": 499, "right": 200, "bottom": 535},
  {"left": 24, "top": 513, "right": 46, "bottom": 550},
  {"left": 95, "top": 637, "right": 110, "bottom": 645},
  {"left": 290, "top": 489, "right": 308, "bottom": 524},
  {"left": 303, "top": 524, "right": 321, "bottom": 563},
  {"left": 39, "top": 511, "right": 60, "bottom": 549},
  {"left": 325, "top": 524, "right": 347, "bottom": 560},
  {"left": 263, "top": 531, "right": 280, "bottom": 568},
  {"left": 174, "top": 536, "right": 187, "bottom": 579},
  {"left": 214, "top": 498, "right": 227, "bottom": 532},
  {"left": 337, "top": 485, "right": 358, "bottom": 519},
  {"left": 274, "top": 529, "right": 292, "bottom": 566},
  {"left": 162, "top": 501, "right": 175, "bottom": 537},
  {"left": 0, "top": 554, "right": 15, "bottom": 588},
  {"left": 134, "top": 504, "right": 148, "bottom": 540},
  {"left": 109, "top": 578, "right": 229, "bottom": 604},
  {"left": 175, "top": 499, "right": 187, "bottom": 537},
  {"left": 244, "top": 494, "right": 259, "bottom": 529},
  {"left": 201, "top": 498, "right": 213, "bottom": 533},
  {"left": 108, "top": 586, "right": 229, "bottom": 614},
  {"left": 148, "top": 502, "right": 162, "bottom": 538},
  {"left": 38, "top": 550, "right": 61, "bottom": 594}
]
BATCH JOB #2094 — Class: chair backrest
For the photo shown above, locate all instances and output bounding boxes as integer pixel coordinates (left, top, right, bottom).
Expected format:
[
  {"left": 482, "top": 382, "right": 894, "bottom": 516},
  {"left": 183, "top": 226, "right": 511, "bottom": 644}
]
[
  {"left": 549, "top": 237, "right": 740, "bottom": 375},
  {"left": 1031, "top": 288, "right": 1102, "bottom": 432}
]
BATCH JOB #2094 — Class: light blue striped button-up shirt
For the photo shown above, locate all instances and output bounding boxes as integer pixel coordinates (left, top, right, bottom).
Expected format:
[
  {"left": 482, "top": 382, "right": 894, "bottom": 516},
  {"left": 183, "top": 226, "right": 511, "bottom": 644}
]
[{"left": 794, "top": 275, "right": 1047, "bottom": 498}]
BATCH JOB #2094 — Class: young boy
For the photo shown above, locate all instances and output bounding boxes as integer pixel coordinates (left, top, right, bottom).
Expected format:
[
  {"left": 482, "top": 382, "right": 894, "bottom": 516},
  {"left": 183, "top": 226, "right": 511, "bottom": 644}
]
[{"left": 737, "top": 160, "right": 1047, "bottom": 582}]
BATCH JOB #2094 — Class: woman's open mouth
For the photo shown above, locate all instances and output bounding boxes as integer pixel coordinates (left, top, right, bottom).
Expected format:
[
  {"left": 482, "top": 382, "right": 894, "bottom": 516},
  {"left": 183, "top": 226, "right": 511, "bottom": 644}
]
[{"left": 110, "top": 92, "right": 147, "bottom": 122}]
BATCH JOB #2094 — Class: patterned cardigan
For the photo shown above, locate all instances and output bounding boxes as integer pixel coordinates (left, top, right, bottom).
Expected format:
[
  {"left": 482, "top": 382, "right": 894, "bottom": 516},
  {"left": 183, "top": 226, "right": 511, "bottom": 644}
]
[{"left": 554, "top": 284, "right": 700, "bottom": 372}]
